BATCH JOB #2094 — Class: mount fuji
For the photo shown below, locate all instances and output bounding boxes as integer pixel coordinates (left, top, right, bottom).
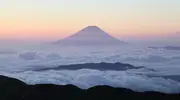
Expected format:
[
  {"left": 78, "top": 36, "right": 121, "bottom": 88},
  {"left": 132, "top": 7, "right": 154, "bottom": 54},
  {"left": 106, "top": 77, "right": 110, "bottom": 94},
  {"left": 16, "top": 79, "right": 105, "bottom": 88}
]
[{"left": 55, "top": 26, "right": 127, "bottom": 46}]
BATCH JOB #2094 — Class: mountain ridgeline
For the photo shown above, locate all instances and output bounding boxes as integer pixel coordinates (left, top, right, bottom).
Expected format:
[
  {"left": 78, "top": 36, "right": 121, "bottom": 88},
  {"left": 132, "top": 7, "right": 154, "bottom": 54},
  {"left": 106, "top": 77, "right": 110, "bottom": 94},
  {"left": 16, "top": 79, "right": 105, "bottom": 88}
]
[
  {"left": 34, "top": 62, "right": 145, "bottom": 71},
  {"left": 55, "top": 26, "right": 127, "bottom": 46},
  {"left": 0, "top": 75, "right": 179, "bottom": 100}
]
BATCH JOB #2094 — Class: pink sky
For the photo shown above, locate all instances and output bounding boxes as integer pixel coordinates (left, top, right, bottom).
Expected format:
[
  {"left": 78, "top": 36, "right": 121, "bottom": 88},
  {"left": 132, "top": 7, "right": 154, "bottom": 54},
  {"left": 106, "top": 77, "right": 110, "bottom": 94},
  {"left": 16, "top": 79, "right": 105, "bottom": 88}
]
[{"left": 0, "top": 0, "right": 180, "bottom": 41}]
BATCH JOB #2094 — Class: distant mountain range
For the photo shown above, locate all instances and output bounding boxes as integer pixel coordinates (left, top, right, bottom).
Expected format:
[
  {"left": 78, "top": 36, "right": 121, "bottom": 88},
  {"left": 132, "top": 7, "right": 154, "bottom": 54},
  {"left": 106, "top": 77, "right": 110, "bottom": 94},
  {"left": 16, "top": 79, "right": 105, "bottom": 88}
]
[
  {"left": 149, "top": 46, "right": 180, "bottom": 51},
  {"left": 55, "top": 26, "right": 127, "bottom": 46},
  {"left": 34, "top": 62, "right": 145, "bottom": 71}
]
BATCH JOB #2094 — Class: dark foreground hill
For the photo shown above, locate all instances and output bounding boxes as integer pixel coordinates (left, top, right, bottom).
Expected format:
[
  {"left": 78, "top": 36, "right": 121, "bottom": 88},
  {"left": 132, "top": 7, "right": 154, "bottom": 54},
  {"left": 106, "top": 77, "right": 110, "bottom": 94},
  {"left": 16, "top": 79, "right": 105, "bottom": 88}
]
[{"left": 0, "top": 75, "right": 180, "bottom": 100}]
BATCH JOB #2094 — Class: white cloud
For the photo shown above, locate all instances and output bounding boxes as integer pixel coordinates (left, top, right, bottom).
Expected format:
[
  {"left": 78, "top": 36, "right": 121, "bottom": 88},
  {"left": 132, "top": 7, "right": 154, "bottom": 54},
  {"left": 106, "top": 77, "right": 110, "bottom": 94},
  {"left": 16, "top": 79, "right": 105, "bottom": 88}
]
[
  {"left": 1, "top": 69, "right": 180, "bottom": 93},
  {"left": 19, "top": 52, "right": 41, "bottom": 60}
]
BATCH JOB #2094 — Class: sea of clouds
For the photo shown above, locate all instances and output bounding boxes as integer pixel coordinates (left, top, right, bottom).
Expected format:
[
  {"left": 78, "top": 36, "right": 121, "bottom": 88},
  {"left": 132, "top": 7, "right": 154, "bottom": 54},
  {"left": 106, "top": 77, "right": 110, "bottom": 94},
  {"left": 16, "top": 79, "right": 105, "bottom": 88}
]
[{"left": 0, "top": 43, "right": 180, "bottom": 93}]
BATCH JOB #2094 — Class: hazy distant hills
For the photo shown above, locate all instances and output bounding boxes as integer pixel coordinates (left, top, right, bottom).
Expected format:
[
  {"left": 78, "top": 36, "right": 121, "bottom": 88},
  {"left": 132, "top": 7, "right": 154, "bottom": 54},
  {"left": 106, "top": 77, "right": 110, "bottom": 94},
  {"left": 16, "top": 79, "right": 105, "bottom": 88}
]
[
  {"left": 34, "top": 62, "right": 145, "bottom": 71},
  {"left": 149, "top": 46, "right": 180, "bottom": 51},
  {"left": 55, "top": 26, "right": 127, "bottom": 46}
]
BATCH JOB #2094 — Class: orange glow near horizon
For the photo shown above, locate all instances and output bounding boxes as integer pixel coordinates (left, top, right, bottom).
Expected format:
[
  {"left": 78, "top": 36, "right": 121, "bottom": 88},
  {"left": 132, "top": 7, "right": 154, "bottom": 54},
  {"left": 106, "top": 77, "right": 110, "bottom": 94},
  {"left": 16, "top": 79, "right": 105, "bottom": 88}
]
[
  {"left": 0, "top": 19, "right": 177, "bottom": 40},
  {"left": 0, "top": 0, "right": 180, "bottom": 40}
]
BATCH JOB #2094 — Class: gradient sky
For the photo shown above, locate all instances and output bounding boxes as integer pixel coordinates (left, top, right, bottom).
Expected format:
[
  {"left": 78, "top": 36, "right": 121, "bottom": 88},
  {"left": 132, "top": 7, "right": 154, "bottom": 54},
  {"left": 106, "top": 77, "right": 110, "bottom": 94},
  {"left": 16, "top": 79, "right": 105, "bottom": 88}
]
[{"left": 0, "top": 0, "right": 180, "bottom": 40}]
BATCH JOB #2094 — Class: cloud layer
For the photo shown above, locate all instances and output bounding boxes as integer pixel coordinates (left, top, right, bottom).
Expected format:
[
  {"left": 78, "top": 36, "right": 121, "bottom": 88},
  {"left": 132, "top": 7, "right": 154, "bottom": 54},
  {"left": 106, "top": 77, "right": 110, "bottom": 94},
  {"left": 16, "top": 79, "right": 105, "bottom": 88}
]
[
  {"left": 1, "top": 45, "right": 180, "bottom": 93},
  {"left": 1, "top": 69, "right": 180, "bottom": 93}
]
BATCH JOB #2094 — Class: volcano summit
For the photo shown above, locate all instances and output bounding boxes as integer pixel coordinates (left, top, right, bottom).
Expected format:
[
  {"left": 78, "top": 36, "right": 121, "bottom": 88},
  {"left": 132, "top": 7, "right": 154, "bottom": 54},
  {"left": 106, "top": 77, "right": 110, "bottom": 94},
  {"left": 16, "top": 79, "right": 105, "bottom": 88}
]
[{"left": 55, "top": 26, "right": 127, "bottom": 46}]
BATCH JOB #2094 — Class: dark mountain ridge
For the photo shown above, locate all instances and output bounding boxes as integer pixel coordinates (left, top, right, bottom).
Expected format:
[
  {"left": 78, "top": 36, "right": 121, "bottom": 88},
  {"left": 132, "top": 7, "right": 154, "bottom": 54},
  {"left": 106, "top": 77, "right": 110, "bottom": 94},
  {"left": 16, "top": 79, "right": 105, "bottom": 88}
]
[{"left": 0, "top": 75, "right": 180, "bottom": 100}]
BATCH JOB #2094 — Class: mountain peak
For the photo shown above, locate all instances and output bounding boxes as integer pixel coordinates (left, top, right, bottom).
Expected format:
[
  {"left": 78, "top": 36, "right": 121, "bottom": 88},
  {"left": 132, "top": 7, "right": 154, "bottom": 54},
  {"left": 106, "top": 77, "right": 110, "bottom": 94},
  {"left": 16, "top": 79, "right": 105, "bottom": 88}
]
[
  {"left": 80, "top": 26, "right": 104, "bottom": 33},
  {"left": 86, "top": 25, "right": 100, "bottom": 29}
]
